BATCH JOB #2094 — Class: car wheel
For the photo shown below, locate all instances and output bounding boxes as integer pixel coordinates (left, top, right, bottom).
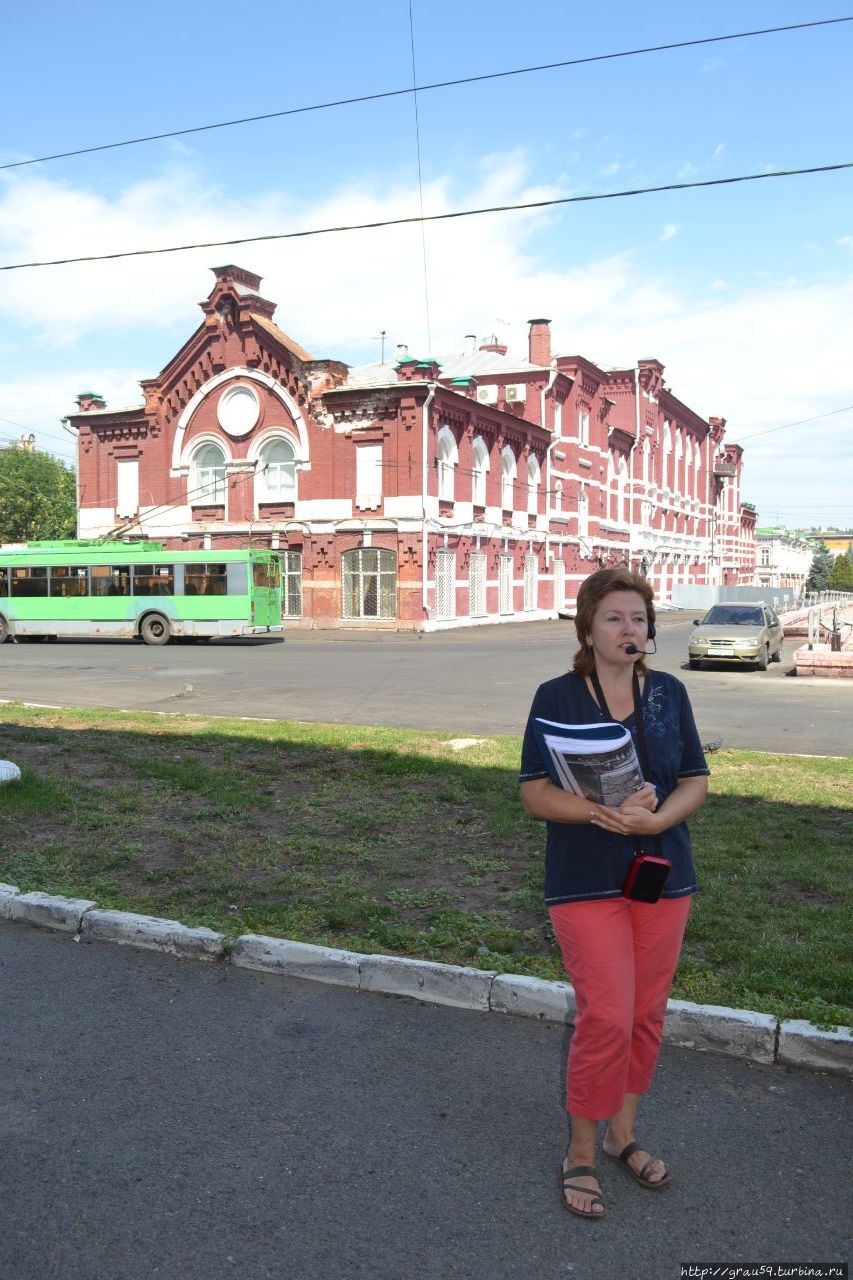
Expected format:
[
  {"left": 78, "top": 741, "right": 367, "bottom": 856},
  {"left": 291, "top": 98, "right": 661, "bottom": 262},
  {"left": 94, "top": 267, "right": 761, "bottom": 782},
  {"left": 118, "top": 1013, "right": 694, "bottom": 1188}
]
[
  {"left": 772, "top": 642, "right": 783, "bottom": 662},
  {"left": 139, "top": 613, "right": 171, "bottom": 646},
  {"left": 689, "top": 658, "right": 701, "bottom": 669},
  {"left": 757, "top": 645, "right": 769, "bottom": 671}
]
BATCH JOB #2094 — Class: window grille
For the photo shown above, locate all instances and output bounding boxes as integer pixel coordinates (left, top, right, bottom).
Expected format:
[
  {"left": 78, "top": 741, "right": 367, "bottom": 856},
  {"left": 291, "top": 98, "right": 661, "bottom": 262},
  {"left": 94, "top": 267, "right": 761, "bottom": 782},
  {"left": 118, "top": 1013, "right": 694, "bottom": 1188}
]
[
  {"left": 281, "top": 550, "right": 302, "bottom": 617},
  {"left": 435, "top": 551, "right": 456, "bottom": 620},
  {"left": 468, "top": 552, "right": 486, "bottom": 618},
  {"left": 552, "top": 558, "right": 566, "bottom": 610},
  {"left": 523, "top": 554, "right": 538, "bottom": 611},
  {"left": 499, "top": 555, "right": 514, "bottom": 615},
  {"left": 342, "top": 548, "right": 396, "bottom": 619}
]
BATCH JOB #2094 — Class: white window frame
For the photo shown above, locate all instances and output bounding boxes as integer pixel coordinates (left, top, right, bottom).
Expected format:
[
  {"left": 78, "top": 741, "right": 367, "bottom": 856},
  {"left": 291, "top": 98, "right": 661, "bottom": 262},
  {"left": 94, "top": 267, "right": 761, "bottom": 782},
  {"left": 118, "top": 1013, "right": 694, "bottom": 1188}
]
[
  {"left": 499, "top": 554, "right": 514, "bottom": 614},
  {"left": 579, "top": 407, "right": 590, "bottom": 446},
  {"left": 116, "top": 459, "right": 139, "bottom": 518},
  {"left": 190, "top": 440, "right": 227, "bottom": 505},
  {"left": 472, "top": 437, "right": 489, "bottom": 507},
  {"left": 257, "top": 436, "right": 297, "bottom": 503},
  {"left": 523, "top": 553, "right": 538, "bottom": 611},
  {"left": 501, "top": 446, "right": 516, "bottom": 511},
  {"left": 437, "top": 426, "right": 458, "bottom": 502},
  {"left": 342, "top": 547, "right": 396, "bottom": 619},
  {"left": 435, "top": 550, "right": 456, "bottom": 620},
  {"left": 356, "top": 443, "right": 383, "bottom": 510},
  {"left": 527, "top": 455, "right": 541, "bottom": 515},
  {"left": 468, "top": 551, "right": 487, "bottom": 617}
]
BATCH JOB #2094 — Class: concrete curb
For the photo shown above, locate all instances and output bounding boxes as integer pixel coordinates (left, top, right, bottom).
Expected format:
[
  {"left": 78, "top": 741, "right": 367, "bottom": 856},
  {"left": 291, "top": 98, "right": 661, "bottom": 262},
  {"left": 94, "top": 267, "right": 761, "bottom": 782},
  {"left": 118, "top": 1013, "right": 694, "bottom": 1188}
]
[
  {"left": 0, "top": 887, "right": 849, "bottom": 1078},
  {"left": 80, "top": 909, "right": 226, "bottom": 960}
]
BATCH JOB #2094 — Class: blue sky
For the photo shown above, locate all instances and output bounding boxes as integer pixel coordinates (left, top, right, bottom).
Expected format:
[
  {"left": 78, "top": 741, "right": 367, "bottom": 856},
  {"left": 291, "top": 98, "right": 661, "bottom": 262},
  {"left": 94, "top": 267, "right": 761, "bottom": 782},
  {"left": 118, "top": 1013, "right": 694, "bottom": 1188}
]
[{"left": 1, "top": 0, "right": 851, "bottom": 530}]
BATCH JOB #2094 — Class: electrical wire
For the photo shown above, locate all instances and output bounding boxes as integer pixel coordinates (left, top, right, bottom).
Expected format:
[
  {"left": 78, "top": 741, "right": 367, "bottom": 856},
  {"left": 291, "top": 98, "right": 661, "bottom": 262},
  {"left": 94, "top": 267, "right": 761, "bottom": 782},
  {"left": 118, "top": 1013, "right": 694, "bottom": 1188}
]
[
  {"left": 735, "top": 404, "right": 853, "bottom": 441},
  {"left": 2, "top": 161, "right": 850, "bottom": 274},
  {"left": 2, "top": 17, "right": 849, "bottom": 173}
]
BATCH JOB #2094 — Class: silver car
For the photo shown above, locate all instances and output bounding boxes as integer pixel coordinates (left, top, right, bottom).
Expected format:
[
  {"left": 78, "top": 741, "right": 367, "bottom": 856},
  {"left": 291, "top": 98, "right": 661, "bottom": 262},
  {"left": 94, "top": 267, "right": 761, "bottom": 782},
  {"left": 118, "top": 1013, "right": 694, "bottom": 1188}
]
[{"left": 688, "top": 603, "right": 784, "bottom": 670}]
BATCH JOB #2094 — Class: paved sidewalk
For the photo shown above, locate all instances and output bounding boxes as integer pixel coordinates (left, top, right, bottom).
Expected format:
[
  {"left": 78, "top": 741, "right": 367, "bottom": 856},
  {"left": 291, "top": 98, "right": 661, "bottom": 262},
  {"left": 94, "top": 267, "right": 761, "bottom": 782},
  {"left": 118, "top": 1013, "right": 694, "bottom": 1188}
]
[{"left": 1, "top": 922, "right": 849, "bottom": 1280}]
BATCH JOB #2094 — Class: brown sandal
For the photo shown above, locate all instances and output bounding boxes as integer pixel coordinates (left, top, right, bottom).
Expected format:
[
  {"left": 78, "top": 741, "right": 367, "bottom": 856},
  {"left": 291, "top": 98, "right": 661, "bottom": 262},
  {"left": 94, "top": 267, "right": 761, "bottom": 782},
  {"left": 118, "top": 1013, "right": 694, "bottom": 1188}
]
[
  {"left": 559, "top": 1163, "right": 606, "bottom": 1218},
  {"left": 605, "top": 1140, "right": 672, "bottom": 1189}
]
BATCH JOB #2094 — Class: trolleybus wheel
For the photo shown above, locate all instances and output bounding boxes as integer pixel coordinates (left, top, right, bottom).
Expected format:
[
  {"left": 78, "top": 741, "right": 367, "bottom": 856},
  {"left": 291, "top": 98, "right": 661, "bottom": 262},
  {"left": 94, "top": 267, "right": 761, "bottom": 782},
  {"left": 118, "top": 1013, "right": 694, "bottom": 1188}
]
[
  {"left": 0, "top": 616, "right": 8, "bottom": 644},
  {"left": 140, "top": 613, "right": 171, "bottom": 646}
]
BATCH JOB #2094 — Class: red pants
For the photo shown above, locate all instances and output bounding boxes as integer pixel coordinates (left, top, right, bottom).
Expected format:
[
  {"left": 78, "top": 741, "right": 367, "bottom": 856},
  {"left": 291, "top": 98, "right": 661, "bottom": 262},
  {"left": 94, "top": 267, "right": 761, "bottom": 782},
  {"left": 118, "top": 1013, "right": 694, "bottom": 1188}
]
[{"left": 549, "top": 896, "right": 691, "bottom": 1120}]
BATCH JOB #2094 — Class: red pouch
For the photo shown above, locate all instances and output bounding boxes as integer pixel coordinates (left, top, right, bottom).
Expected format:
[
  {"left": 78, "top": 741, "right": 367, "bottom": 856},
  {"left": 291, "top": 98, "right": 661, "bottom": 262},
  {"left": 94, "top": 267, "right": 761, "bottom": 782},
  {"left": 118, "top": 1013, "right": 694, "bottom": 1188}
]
[{"left": 623, "top": 854, "right": 672, "bottom": 903}]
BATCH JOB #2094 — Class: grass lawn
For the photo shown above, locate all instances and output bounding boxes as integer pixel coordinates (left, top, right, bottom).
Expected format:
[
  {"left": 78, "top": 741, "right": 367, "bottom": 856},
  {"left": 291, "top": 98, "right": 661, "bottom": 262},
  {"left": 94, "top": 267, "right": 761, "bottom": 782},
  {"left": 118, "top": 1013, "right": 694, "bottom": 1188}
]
[{"left": 0, "top": 703, "right": 850, "bottom": 1028}]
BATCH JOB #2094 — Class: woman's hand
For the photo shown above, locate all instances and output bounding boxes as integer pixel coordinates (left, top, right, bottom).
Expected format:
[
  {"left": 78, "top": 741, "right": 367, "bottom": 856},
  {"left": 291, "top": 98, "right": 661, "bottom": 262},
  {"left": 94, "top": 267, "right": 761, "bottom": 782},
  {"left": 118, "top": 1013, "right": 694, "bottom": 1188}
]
[
  {"left": 623, "top": 781, "right": 658, "bottom": 813},
  {"left": 589, "top": 775, "right": 708, "bottom": 836},
  {"left": 589, "top": 801, "right": 662, "bottom": 837}
]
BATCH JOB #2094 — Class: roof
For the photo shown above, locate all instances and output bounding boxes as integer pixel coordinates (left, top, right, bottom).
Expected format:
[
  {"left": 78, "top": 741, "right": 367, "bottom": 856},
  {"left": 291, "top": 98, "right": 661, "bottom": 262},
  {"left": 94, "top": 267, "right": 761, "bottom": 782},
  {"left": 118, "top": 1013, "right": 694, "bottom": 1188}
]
[
  {"left": 336, "top": 345, "right": 547, "bottom": 392},
  {"left": 251, "top": 313, "right": 315, "bottom": 362}
]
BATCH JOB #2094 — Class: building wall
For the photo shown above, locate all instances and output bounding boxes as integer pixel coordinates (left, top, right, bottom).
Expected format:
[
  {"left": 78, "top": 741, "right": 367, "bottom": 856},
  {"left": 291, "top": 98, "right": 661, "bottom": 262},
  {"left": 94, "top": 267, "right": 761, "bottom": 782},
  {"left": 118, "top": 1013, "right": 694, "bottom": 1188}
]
[{"left": 67, "top": 266, "right": 754, "bottom": 630}]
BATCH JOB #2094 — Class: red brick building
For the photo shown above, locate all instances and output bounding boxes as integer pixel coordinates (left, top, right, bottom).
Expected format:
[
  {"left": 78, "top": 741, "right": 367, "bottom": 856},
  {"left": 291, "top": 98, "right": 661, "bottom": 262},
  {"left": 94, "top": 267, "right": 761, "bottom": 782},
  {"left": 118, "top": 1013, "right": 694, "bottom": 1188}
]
[{"left": 66, "top": 265, "right": 755, "bottom": 628}]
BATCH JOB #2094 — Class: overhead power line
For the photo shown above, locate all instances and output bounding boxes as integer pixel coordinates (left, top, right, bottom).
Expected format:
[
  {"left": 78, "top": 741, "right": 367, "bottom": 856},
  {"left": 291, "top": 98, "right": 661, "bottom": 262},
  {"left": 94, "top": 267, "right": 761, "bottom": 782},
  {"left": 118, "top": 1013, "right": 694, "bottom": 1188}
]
[
  {"left": 1, "top": 161, "right": 850, "bottom": 274},
  {"left": 2, "top": 17, "right": 850, "bottom": 173},
  {"left": 736, "top": 404, "right": 853, "bottom": 441}
]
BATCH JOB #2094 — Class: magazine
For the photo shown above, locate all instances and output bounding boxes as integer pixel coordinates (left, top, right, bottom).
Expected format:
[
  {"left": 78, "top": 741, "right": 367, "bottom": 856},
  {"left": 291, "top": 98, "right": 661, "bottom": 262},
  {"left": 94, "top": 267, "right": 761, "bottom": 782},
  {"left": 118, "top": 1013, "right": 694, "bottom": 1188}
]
[{"left": 531, "top": 718, "right": 645, "bottom": 807}]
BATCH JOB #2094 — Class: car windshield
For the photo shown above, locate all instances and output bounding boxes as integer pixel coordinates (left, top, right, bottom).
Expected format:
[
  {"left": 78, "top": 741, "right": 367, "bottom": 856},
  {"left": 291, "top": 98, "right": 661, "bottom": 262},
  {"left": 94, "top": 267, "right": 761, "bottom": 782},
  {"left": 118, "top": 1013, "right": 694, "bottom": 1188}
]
[{"left": 702, "top": 605, "right": 763, "bottom": 626}]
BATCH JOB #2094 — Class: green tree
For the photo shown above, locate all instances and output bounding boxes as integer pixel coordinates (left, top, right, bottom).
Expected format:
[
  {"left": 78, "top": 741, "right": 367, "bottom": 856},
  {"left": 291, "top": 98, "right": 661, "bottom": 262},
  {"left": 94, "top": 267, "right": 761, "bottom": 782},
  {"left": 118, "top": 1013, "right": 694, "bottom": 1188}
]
[
  {"left": 0, "top": 447, "right": 76, "bottom": 543},
  {"left": 827, "top": 549, "right": 853, "bottom": 590},
  {"left": 805, "top": 541, "right": 834, "bottom": 592}
]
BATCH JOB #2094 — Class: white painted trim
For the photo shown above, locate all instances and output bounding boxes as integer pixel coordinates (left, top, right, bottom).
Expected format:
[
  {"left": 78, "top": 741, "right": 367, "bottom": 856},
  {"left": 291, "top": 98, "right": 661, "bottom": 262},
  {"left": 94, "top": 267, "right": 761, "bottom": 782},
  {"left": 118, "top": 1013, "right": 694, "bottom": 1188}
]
[{"left": 170, "top": 367, "right": 311, "bottom": 476}]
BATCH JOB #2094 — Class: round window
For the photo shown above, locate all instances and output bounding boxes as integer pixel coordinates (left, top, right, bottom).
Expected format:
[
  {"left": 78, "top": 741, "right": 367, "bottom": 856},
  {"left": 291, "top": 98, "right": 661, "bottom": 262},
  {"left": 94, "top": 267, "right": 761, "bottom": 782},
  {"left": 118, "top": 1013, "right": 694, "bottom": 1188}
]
[{"left": 217, "top": 384, "right": 260, "bottom": 437}]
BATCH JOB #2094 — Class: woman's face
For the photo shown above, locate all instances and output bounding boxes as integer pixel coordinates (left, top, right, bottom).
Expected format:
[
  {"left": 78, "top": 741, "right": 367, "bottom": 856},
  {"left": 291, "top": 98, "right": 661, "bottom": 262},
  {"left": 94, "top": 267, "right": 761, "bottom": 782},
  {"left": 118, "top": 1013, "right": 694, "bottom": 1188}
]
[{"left": 587, "top": 590, "right": 649, "bottom": 666}]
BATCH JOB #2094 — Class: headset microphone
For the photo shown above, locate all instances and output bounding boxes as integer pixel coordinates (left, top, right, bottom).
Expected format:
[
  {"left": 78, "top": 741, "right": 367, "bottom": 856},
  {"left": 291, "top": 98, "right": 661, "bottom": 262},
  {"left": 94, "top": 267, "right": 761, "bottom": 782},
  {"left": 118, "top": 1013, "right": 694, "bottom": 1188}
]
[{"left": 625, "top": 622, "right": 657, "bottom": 656}]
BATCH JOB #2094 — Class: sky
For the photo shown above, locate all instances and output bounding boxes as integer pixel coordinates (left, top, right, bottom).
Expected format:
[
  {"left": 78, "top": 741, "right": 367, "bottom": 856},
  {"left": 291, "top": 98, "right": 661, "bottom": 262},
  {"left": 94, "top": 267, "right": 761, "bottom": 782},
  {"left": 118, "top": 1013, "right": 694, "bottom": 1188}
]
[{"left": 1, "top": 0, "right": 851, "bottom": 531}]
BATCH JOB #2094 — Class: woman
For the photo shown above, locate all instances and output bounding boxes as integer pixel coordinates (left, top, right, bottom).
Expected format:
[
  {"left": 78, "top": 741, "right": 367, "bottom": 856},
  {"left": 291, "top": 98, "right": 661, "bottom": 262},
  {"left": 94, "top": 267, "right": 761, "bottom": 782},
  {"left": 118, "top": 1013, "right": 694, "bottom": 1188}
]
[{"left": 519, "top": 568, "right": 708, "bottom": 1219}]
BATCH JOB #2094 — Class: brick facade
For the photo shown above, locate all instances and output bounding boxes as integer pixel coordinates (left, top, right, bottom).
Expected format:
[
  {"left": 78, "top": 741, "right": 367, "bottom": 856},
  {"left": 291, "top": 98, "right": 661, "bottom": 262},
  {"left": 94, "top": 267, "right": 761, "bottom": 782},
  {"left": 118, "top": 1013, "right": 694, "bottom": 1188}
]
[{"left": 65, "top": 265, "right": 755, "bottom": 629}]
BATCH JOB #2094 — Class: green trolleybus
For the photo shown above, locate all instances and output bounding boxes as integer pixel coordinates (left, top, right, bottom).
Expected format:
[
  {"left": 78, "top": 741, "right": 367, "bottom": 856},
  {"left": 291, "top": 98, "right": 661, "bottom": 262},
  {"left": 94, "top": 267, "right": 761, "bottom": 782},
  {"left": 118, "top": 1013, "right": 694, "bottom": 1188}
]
[{"left": 0, "top": 541, "right": 283, "bottom": 645}]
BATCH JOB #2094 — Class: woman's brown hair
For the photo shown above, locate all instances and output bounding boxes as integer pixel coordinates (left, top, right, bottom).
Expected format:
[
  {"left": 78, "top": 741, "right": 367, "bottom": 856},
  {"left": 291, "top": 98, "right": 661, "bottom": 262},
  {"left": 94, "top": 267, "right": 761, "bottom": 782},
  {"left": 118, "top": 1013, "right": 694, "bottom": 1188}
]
[{"left": 571, "top": 568, "right": 656, "bottom": 678}]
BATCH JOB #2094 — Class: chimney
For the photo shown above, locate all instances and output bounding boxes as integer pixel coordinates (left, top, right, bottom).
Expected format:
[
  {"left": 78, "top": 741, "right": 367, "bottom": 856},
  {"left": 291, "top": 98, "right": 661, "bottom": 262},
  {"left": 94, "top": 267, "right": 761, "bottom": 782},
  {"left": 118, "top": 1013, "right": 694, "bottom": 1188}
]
[
  {"left": 527, "top": 318, "right": 551, "bottom": 367},
  {"left": 463, "top": 334, "right": 477, "bottom": 357},
  {"left": 75, "top": 391, "right": 107, "bottom": 412},
  {"left": 479, "top": 333, "right": 508, "bottom": 356},
  {"left": 396, "top": 343, "right": 409, "bottom": 361}
]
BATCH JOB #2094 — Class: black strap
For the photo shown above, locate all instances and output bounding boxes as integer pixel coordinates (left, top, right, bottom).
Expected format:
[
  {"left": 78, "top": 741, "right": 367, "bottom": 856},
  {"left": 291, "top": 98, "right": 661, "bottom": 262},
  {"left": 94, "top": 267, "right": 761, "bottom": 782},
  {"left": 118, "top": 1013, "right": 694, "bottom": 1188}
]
[{"left": 588, "top": 666, "right": 661, "bottom": 856}]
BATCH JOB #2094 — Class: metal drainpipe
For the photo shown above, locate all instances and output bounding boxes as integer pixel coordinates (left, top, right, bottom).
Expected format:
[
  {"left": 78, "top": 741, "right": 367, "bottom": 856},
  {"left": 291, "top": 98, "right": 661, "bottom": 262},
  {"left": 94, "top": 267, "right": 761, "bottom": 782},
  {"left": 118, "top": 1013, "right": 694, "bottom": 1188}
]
[
  {"left": 542, "top": 369, "right": 559, "bottom": 566},
  {"left": 421, "top": 383, "right": 436, "bottom": 619}
]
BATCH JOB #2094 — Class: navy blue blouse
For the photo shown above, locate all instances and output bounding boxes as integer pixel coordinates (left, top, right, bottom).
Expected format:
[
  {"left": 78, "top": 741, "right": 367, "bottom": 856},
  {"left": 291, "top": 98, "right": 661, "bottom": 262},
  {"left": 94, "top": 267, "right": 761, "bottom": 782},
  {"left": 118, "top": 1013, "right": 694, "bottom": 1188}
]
[{"left": 519, "top": 670, "right": 709, "bottom": 905}]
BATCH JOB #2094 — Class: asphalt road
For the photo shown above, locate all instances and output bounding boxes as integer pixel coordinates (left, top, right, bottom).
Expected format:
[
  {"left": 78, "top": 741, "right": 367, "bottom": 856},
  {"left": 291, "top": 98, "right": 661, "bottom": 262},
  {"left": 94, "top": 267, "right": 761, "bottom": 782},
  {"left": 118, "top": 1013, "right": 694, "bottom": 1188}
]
[
  {"left": 1, "top": 614, "right": 852, "bottom": 755},
  {"left": 1, "top": 921, "right": 849, "bottom": 1280}
]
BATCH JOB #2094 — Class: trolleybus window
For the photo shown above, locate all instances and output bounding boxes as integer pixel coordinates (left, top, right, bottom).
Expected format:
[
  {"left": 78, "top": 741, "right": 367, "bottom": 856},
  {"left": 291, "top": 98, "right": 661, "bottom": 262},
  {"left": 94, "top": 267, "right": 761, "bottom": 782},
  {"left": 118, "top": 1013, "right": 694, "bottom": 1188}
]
[
  {"left": 252, "top": 559, "right": 280, "bottom": 590},
  {"left": 50, "top": 566, "right": 89, "bottom": 598},
  {"left": 11, "top": 566, "right": 48, "bottom": 597},
  {"left": 185, "top": 563, "right": 227, "bottom": 595},
  {"left": 132, "top": 565, "right": 174, "bottom": 595},
  {"left": 90, "top": 565, "right": 131, "bottom": 596},
  {"left": 0, "top": 566, "right": 7, "bottom": 595}
]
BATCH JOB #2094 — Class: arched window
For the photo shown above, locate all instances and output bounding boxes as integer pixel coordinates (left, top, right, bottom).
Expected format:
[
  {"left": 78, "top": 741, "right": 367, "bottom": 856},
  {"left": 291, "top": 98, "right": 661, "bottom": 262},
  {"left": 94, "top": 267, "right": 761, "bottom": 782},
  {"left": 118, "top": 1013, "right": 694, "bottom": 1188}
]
[
  {"left": 618, "top": 456, "right": 629, "bottom": 523},
  {"left": 342, "top": 548, "right": 397, "bottom": 619},
  {"left": 191, "top": 442, "right": 226, "bottom": 504},
  {"left": 437, "top": 426, "right": 458, "bottom": 502},
  {"left": 472, "top": 437, "right": 489, "bottom": 506},
  {"left": 578, "top": 487, "right": 589, "bottom": 537},
  {"left": 501, "top": 446, "right": 516, "bottom": 511},
  {"left": 257, "top": 437, "right": 297, "bottom": 503},
  {"left": 527, "top": 455, "right": 541, "bottom": 514}
]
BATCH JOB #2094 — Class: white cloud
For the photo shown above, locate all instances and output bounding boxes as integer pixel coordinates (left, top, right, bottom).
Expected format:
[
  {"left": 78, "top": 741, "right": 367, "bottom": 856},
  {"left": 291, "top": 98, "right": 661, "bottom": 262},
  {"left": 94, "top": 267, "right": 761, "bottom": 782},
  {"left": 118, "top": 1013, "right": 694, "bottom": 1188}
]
[
  {"left": 659, "top": 223, "right": 679, "bottom": 242},
  {"left": 1, "top": 154, "right": 851, "bottom": 527}
]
